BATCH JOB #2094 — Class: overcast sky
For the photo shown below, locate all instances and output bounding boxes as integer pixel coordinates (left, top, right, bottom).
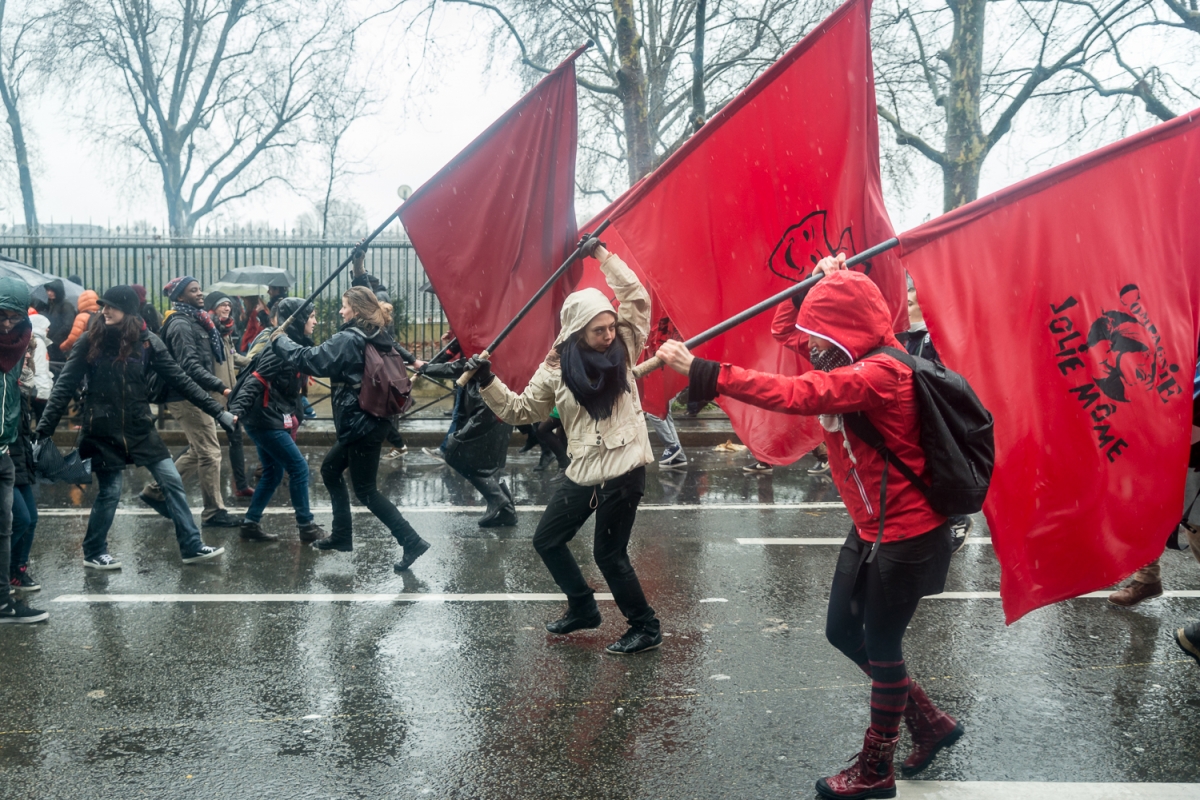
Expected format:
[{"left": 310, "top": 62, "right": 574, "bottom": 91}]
[{"left": 6, "top": 2, "right": 1190, "bottom": 237}]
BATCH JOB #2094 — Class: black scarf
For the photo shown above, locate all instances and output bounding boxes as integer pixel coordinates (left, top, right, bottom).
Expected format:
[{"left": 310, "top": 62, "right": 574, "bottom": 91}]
[{"left": 559, "top": 334, "right": 629, "bottom": 421}]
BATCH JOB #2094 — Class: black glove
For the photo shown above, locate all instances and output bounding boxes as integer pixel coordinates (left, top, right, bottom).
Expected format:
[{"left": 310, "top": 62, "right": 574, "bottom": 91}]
[
  {"left": 216, "top": 411, "right": 237, "bottom": 434},
  {"left": 578, "top": 234, "right": 607, "bottom": 258},
  {"left": 465, "top": 356, "right": 494, "bottom": 388}
]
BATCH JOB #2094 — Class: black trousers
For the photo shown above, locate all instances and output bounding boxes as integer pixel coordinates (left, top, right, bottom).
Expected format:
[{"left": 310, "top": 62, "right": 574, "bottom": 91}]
[
  {"left": 228, "top": 423, "right": 249, "bottom": 491},
  {"left": 825, "top": 523, "right": 952, "bottom": 664},
  {"left": 532, "top": 467, "right": 657, "bottom": 630},
  {"left": 321, "top": 421, "right": 418, "bottom": 546}
]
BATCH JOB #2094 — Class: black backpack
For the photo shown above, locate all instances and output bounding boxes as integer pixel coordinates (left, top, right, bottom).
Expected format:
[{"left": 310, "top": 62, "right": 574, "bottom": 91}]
[{"left": 843, "top": 346, "right": 994, "bottom": 555}]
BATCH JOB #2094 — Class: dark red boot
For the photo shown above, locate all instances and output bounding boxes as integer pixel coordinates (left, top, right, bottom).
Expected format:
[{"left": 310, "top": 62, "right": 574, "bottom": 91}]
[
  {"left": 815, "top": 728, "right": 897, "bottom": 799},
  {"left": 901, "top": 681, "right": 963, "bottom": 774}
]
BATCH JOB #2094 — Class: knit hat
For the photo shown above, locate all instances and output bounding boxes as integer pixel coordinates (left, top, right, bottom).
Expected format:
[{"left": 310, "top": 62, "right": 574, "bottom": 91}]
[
  {"left": 98, "top": 286, "right": 142, "bottom": 317},
  {"left": 131, "top": 284, "right": 148, "bottom": 305},
  {"left": 204, "top": 290, "right": 232, "bottom": 312},
  {"left": 163, "top": 276, "right": 198, "bottom": 302}
]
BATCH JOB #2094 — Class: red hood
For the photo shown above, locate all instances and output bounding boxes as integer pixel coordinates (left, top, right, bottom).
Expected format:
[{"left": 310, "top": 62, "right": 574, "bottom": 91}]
[{"left": 796, "top": 270, "right": 900, "bottom": 361}]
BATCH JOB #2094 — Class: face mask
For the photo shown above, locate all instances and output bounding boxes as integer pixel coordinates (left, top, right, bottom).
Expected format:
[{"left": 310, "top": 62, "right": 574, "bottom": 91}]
[{"left": 811, "top": 344, "right": 852, "bottom": 372}]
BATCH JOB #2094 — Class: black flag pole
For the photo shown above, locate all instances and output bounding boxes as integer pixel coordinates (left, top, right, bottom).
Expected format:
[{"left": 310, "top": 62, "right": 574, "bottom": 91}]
[
  {"left": 274, "top": 209, "right": 403, "bottom": 335},
  {"left": 631, "top": 237, "right": 901, "bottom": 379},
  {"left": 456, "top": 218, "right": 613, "bottom": 387}
]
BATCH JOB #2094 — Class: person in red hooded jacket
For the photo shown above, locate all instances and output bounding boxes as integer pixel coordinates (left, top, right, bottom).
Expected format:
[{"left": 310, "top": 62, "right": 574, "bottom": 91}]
[{"left": 657, "top": 255, "right": 962, "bottom": 799}]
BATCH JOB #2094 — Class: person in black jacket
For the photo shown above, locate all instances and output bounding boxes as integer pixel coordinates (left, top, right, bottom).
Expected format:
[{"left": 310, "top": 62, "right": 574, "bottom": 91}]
[
  {"left": 229, "top": 297, "right": 326, "bottom": 544},
  {"left": 34, "top": 286, "right": 233, "bottom": 570},
  {"left": 9, "top": 353, "right": 40, "bottom": 592},
  {"left": 271, "top": 284, "right": 430, "bottom": 571},
  {"left": 420, "top": 353, "right": 516, "bottom": 527},
  {"left": 42, "top": 278, "right": 75, "bottom": 369},
  {"left": 140, "top": 276, "right": 240, "bottom": 528}
]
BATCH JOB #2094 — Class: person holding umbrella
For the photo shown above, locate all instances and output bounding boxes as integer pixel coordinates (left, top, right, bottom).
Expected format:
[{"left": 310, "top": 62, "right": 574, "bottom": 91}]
[{"left": 34, "top": 286, "right": 233, "bottom": 570}]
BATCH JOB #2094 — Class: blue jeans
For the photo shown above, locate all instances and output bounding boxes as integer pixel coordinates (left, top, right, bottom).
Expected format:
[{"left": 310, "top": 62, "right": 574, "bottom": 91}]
[
  {"left": 440, "top": 388, "right": 464, "bottom": 452},
  {"left": 85, "top": 458, "right": 204, "bottom": 559},
  {"left": 10, "top": 483, "right": 36, "bottom": 572},
  {"left": 245, "top": 427, "right": 313, "bottom": 525}
]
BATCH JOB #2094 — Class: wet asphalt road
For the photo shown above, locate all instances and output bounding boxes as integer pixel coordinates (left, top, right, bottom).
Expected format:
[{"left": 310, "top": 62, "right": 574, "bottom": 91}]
[{"left": 2, "top": 446, "right": 1199, "bottom": 799}]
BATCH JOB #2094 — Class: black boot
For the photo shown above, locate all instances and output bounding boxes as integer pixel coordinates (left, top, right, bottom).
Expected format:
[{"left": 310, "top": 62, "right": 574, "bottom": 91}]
[
  {"left": 394, "top": 537, "right": 430, "bottom": 572},
  {"left": 471, "top": 476, "right": 518, "bottom": 528},
  {"left": 546, "top": 590, "right": 602, "bottom": 634},
  {"left": 313, "top": 530, "right": 352, "bottom": 551},
  {"left": 533, "top": 448, "right": 555, "bottom": 472}
]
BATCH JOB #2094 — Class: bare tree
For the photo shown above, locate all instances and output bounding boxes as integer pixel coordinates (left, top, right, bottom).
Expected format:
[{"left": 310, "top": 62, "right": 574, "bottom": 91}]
[
  {"left": 872, "top": 0, "right": 1198, "bottom": 212},
  {"left": 58, "top": 0, "right": 361, "bottom": 236},
  {"left": 434, "top": 0, "right": 833, "bottom": 192},
  {"left": 0, "top": 0, "right": 52, "bottom": 235},
  {"left": 310, "top": 80, "right": 377, "bottom": 240}
]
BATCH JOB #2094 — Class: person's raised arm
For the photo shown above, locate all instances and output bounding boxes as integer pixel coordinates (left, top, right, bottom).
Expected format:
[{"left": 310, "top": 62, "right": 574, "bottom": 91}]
[
  {"left": 474, "top": 354, "right": 558, "bottom": 426},
  {"left": 589, "top": 243, "right": 650, "bottom": 366}
]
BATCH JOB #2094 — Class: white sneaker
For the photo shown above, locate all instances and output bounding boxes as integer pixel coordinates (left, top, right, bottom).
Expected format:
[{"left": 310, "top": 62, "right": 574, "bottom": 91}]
[
  {"left": 83, "top": 554, "right": 122, "bottom": 570},
  {"left": 422, "top": 447, "right": 445, "bottom": 462},
  {"left": 382, "top": 448, "right": 405, "bottom": 461}
]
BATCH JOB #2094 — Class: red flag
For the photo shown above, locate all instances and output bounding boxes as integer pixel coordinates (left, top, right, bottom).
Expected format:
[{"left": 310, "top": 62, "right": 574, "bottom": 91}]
[
  {"left": 598, "top": 0, "right": 904, "bottom": 465},
  {"left": 900, "top": 110, "right": 1200, "bottom": 623},
  {"left": 399, "top": 49, "right": 582, "bottom": 390}
]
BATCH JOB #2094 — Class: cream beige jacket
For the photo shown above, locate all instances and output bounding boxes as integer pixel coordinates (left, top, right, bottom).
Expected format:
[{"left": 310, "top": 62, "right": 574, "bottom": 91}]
[{"left": 480, "top": 252, "right": 654, "bottom": 487}]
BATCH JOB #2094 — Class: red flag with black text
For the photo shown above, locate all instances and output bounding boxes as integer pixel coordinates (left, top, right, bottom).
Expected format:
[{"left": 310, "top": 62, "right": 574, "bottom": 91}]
[
  {"left": 598, "top": 0, "right": 904, "bottom": 465},
  {"left": 399, "top": 48, "right": 582, "bottom": 391},
  {"left": 900, "top": 110, "right": 1200, "bottom": 623}
]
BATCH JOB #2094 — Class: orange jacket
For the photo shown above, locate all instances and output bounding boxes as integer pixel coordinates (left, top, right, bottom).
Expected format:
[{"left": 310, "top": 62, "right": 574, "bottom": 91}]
[{"left": 62, "top": 290, "right": 99, "bottom": 352}]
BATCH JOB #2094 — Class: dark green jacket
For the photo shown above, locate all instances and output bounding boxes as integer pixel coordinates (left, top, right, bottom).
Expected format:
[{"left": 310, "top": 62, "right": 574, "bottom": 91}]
[{"left": 0, "top": 276, "right": 31, "bottom": 449}]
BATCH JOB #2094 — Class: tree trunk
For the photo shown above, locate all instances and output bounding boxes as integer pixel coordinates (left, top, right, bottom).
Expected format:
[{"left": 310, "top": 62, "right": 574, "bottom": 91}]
[
  {"left": 691, "top": 0, "right": 706, "bottom": 132},
  {"left": 0, "top": 76, "right": 37, "bottom": 235},
  {"left": 161, "top": 139, "right": 192, "bottom": 238},
  {"left": 941, "top": 0, "right": 987, "bottom": 211},
  {"left": 612, "top": 0, "right": 654, "bottom": 183}
]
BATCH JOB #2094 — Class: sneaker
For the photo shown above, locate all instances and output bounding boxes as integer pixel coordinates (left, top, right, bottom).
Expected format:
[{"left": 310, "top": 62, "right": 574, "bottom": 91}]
[
  {"left": 202, "top": 510, "right": 241, "bottom": 528},
  {"left": 10, "top": 565, "right": 40, "bottom": 592},
  {"left": 807, "top": 458, "right": 830, "bottom": 475},
  {"left": 84, "top": 553, "right": 122, "bottom": 570},
  {"left": 139, "top": 491, "right": 171, "bottom": 519},
  {"left": 422, "top": 447, "right": 445, "bottom": 463},
  {"left": 181, "top": 545, "right": 224, "bottom": 564},
  {"left": 606, "top": 627, "right": 664, "bottom": 655},
  {"left": 743, "top": 461, "right": 773, "bottom": 475},
  {"left": 0, "top": 597, "right": 48, "bottom": 624},
  {"left": 1176, "top": 622, "right": 1200, "bottom": 667},
  {"left": 302, "top": 398, "right": 318, "bottom": 419},
  {"left": 658, "top": 444, "right": 687, "bottom": 468},
  {"left": 382, "top": 448, "right": 405, "bottom": 461},
  {"left": 949, "top": 516, "right": 973, "bottom": 553}
]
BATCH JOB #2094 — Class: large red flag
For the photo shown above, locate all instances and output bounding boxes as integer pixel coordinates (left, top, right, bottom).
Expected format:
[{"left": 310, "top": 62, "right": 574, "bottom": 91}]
[
  {"left": 597, "top": 0, "right": 904, "bottom": 465},
  {"left": 399, "top": 49, "right": 582, "bottom": 390},
  {"left": 900, "top": 110, "right": 1200, "bottom": 623}
]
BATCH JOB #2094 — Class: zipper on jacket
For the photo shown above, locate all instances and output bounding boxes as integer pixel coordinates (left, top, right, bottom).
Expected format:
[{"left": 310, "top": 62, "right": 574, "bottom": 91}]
[{"left": 848, "top": 466, "right": 874, "bottom": 516}]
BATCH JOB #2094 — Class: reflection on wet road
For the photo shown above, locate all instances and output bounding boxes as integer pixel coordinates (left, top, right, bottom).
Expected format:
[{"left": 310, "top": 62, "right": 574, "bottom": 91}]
[{"left": 3, "top": 448, "right": 1198, "bottom": 798}]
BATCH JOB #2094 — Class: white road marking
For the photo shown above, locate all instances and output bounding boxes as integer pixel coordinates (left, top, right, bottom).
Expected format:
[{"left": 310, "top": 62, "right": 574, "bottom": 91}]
[
  {"left": 37, "top": 501, "right": 848, "bottom": 517},
  {"left": 738, "top": 537, "right": 992, "bottom": 545},
  {"left": 895, "top": 781, "right": 1198, "bottom": 799},
  {"left": 51, "top": 593, "right": 615, "bottom": 604}
]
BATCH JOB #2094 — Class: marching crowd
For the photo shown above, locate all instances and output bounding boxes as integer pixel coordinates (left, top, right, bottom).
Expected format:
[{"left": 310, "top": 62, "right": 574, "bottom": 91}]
[{"left": 0, "top": 243, "right": 1197, "bottom": 799}]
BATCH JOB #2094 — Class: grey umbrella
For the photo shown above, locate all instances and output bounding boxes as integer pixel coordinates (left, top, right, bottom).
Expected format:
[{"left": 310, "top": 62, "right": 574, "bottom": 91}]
[
  {"left": 215, "top": 266, "right": 293, "bottom": 288},
  {"left": 0, "top": 254, "right": 86, "bottom": 305}
]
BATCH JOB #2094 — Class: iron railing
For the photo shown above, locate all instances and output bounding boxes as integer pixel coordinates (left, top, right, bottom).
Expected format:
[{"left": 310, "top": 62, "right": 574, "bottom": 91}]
[{"left": 0, "top": 235, "right": 449, "bottom": 356}]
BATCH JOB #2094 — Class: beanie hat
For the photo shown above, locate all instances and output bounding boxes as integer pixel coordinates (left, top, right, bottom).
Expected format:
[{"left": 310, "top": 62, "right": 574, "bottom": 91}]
[
  {"left": 131, "top": 284, "right": 148, "bottom": 305},
  {"left": 98, "top": 286, "right": 142, "bottom": 317},
  {"left": 204, "top": 290, "right": 232, "bottom": 312},
  {"left": 163, "top": 276, "right": 198, "bottom": 302}
]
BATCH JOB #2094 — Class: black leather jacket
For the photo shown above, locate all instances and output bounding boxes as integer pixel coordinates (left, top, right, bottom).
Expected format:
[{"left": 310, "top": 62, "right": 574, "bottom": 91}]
[
  {"left": 160, "top": 309, "right": 227, "bottom": 401},
  {"left": 36, "top": 327, "right": 225, "bottom": 471},
  {"left": 420, "top": 358, "right": 510, "bottom": 476},
  {"left": 272, "top": 321, "right": 414, "bottom": 443},
  {"left": 230, "top": 331, "right": 313, "bottom": 431}
]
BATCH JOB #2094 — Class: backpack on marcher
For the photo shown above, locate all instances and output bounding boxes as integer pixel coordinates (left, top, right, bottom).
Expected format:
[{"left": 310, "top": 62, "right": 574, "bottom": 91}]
[
  {"left": 345, "top": 329, "right": 413, "bottom": 418},
  {"left": 843, "top": 346, "right": 995, "bottom": 518}
]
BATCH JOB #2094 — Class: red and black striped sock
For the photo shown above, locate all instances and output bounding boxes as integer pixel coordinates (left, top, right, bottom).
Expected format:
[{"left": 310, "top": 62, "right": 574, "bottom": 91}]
[{"left": 868, "top": 659, "right": 910, "bottom": 737}]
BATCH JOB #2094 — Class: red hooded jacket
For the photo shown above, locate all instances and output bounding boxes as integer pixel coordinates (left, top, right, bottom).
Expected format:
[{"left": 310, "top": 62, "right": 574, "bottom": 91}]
[{"left": 716, "top": 271, "right": 944, "bottom": 543}]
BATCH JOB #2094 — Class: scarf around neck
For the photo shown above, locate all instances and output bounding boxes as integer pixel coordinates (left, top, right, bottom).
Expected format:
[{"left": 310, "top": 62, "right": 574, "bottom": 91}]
[
  {"left": 173, "top": 301, "right": 226, "bottom": 364},
  {"left": 0, "top": 320, "right": 32, "bottom": 373},
  {"left": 559, "top": 334, "right": 629, "bottom": 421}
]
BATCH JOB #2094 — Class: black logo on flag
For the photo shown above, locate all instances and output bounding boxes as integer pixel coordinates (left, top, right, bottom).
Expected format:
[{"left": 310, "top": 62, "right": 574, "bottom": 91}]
[
  {"left": 768, "top": 210, "right": 870, "bottom": 282},
  {"left": 1047, "top": 284, "right": 1185, "bottom": 462}
]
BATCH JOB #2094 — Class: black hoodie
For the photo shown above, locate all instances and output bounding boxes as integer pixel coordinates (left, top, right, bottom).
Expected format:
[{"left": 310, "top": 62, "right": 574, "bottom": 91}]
[{"left": 44, "top": 278, "right": 76, "bottom": 362}]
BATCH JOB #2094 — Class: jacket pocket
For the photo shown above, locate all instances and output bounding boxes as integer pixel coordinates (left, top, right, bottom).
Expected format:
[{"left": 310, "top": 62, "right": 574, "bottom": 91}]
[{"left": 600, "top": 418, "right": 642, "bottom": 451}]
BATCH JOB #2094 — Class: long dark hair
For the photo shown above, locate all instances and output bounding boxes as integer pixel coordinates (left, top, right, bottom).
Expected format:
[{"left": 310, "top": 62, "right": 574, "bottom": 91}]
[{"left": 85, "top": 310, "right": 141, "bottom": 363}]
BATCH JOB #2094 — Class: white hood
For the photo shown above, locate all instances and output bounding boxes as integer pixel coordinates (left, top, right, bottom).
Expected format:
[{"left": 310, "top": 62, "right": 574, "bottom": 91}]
[{"left": 554, "top": 288, "right": 616, "bottom": 347}]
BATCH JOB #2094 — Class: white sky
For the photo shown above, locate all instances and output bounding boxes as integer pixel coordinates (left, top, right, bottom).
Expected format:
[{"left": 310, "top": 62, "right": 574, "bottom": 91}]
[{"left": 5, "top": 2, "right": 1190, "bottom": 237}]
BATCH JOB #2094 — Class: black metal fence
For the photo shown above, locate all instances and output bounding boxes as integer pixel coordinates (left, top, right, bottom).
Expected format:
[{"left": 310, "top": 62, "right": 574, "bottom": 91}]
[{"left": 0, "top": 235, "right": 450, "bottom": 356}]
